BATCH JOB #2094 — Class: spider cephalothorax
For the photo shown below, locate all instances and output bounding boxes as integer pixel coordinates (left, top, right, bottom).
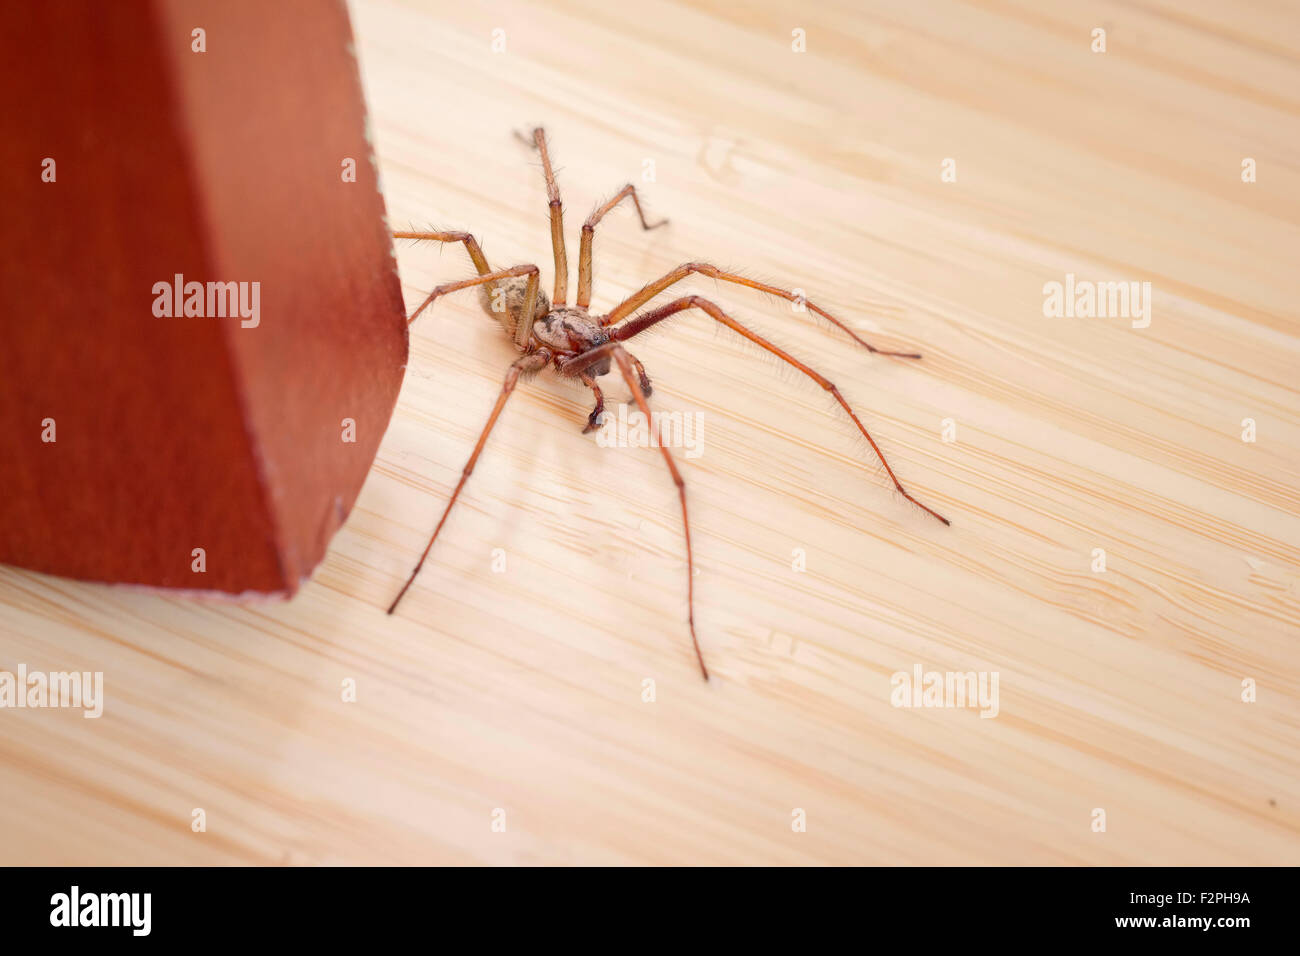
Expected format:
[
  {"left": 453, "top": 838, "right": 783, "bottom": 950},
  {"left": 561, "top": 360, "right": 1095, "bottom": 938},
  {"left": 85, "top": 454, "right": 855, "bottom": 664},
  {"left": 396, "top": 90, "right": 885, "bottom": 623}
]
[
  {"left": 389, "top": 127, "right": 948, "bottom": 679},
  {"left": 534, "top": 307, "right": 611, "bottom": 370}
]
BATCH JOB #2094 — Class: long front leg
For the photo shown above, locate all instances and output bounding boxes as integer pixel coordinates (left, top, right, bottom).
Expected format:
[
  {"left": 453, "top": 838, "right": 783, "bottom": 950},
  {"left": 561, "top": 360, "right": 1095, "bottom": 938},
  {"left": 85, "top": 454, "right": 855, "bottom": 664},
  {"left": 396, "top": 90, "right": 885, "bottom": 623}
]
[
  {"left": 567, "top": 296, "right": 949, "bottom": 526},
  {"left": 522, "top": 127, "right": 570, "bottom": 306},
  {"left": 601, "top": 261, "right": 921, "bottom": 358},
  {"left": 576, "top": 184, "right": 668, "bottom": 310},
  {"left": 388, "top": 349, "right": 553, "bottom": 614},
  {"left": 605, "top": 345, "right": 707, "bottom": 679}
]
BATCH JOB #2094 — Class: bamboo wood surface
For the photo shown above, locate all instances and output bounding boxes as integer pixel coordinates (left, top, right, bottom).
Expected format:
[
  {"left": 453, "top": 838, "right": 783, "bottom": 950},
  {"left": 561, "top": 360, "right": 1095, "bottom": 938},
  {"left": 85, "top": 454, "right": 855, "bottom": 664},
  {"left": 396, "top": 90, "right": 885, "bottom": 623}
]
[{"left": 1, "top": 0, "right": 1298, "bottom": 865}]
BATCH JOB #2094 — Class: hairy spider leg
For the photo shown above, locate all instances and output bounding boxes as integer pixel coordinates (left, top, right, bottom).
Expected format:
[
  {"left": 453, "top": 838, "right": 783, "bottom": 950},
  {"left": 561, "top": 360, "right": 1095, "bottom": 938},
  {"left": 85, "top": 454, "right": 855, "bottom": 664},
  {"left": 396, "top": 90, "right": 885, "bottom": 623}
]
[
  {"left": 601, "top": 262, "right": 922, "bottom": 358},
  {"left": 387, "top": 349, "right": 554, "bottom": 614},
  {"left": 556, "top": 340, "right": 704, "bottom": 675},
  {"left": 391, "top": 230, "right": 492, "bottom": 276},
  {"left": 576, "top": 184, "right": 668, "bottom": 310},
  {"left": 519, "top": 127, "right": 569, "bottom": 306},
  {"left": 606, "top": 344, "right": 706, "bottom": 679}
]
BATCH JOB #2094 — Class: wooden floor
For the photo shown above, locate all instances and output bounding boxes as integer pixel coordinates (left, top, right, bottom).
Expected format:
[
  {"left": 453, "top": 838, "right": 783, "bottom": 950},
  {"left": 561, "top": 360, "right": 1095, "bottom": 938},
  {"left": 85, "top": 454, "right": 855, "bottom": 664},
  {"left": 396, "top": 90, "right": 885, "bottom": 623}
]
[{"left": 2, "top": 0, "right": 1298, "bottom": 864}]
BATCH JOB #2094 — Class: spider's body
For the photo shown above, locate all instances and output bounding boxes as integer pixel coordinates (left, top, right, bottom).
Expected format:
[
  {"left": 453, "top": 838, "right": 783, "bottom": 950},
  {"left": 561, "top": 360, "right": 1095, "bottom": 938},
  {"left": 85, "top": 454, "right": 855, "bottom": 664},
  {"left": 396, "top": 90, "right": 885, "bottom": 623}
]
[
  {"left": 478, "top": 276, "right": 611, "bottom": 374},
  {"left": 389, "top": 128, "right": 949, "bottom": 679}
]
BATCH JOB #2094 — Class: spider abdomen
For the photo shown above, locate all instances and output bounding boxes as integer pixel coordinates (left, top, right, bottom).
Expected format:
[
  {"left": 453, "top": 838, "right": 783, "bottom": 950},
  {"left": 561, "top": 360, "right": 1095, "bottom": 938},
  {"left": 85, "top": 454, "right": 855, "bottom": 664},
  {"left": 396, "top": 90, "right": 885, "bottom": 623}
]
[{"left": 478, "top": 274, "right": 550, "bottom": 340}]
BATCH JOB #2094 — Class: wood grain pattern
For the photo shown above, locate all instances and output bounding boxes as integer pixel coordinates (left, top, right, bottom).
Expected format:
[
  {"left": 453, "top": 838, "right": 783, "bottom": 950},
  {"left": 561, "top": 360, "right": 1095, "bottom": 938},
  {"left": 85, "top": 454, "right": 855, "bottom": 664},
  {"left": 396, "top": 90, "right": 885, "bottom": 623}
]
[{"left": 1, "top": 0, "right": 1297, "bottom": 865}]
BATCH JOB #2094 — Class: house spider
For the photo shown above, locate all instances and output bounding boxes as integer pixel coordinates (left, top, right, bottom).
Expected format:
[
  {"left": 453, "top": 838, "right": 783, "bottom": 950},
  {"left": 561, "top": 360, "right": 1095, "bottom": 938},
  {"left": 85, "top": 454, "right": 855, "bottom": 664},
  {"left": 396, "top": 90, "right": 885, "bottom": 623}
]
[{"left": 387, "top": 127, "right": 949, "bottom": 679}]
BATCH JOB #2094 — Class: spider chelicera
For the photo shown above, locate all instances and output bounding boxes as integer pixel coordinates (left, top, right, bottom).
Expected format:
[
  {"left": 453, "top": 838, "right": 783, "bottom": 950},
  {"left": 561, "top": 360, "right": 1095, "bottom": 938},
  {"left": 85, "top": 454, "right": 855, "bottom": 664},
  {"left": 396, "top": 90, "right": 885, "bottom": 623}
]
[{"left": 387, "top": 127, "right": 949, "bottom": 678}]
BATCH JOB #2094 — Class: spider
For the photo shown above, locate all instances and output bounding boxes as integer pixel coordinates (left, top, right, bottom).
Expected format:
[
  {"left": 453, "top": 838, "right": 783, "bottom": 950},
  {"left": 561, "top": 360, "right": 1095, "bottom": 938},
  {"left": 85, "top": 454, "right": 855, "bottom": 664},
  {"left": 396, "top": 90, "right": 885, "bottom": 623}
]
[{"left": 387, "top": 127, "right": 949, "bottom": 679}]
